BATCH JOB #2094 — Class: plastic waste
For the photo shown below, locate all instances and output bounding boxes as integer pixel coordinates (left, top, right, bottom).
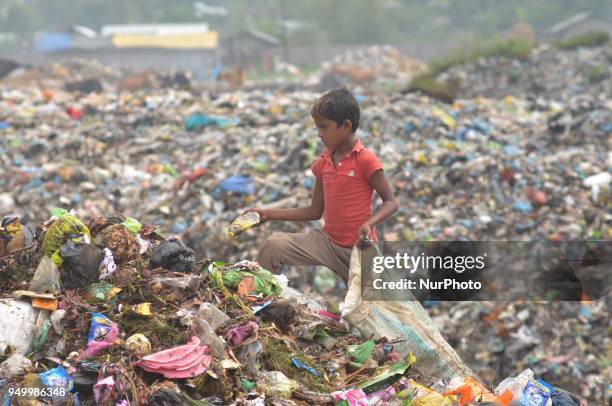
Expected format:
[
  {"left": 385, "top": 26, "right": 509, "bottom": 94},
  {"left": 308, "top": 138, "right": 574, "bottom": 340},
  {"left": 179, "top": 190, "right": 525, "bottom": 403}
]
[
  {"left": 222, "top": 266, "right": 283, "bottom": 297},
  {"left": 366, "top": 386, "right": 397, "bottom": 405},
  {"left": 196, "top": 303, "right": 230, "bottom": 331},
  {"left": 445, "top": 376, "right": 504, "bottom": 405},
  {"left": 79, "top": 313, "right": 119, "bottom": 359},
  {"left": 185, "top": 113, "right": 234, "bottom": 131},
  {"left": 356, "top": 359, "right": 413, "bottom": 394},
  {"left": 122, "top": 217, "right": 142, "bottom": 234},
  {"left": 99, "top": 247, "right": 117, "bottom": 279},
  {"left": 147, "top": 388, "right": 185, "bottom": 405},
  {"left": 64, "top": 78, "right": 103, "bottom": 94},
  {"left": 495, "top": 369, "right": 553, "bottom": 406},
  {"left": 550, "top": 390, "right": 580, "bottom": 406},
  {"left": 0, "top": 299, "right": 37, "bottom": 354},
  {"left": 150, "top": 238, "right": 195, "bottom": 273},
  {"left": 332, "top": 389, "right": 368, "bottom": 406},
  {"left": 521, "top": 379, "right": 553, "bottom": 406},
  {"left": 60, "top": 241, "right": 105, "bottom": 286},
  {"left": 32, "top": 297, "right": 58, "bottom": 311},
  {"left": 225, "top": 321, "right": 258, "bottom": 348},
  {"left": 50, "top": 309, "right": 66, "bottom": 335},
  {"left": 291, "top": 357, "right": 319, "bottom": 377},
  {"left": 191, "top": 317, "right": 227, "bottom": 359},
  {"left": 151, "top": 274, "right": 203, "bottom": 289},
  {"left": 121, "top": 303, "right": 152, "bottom": 317},
  {"left": 88, "top": 283, "right": 121, "bottom": 301},
  {"left": 227, "top": 211, "right": 261, "bottom": 239},
  {"left": 342, "top": 245, "right": 471, "bottom": 380},
  {"left": 313, "top": 267, "right": 337, "bottom": 293},
  {"left": 0, "top": 354, "right": 32, "bottom": 379},
  {"left": 133, "top": 336, "right": 212, "bottom": 379},
  {"left": 406, "top": 379, "right": 457, "bottom": 406},
  {"left": 33, "top": 315, "right": 51, "bottom": 352},
  {"left": 256, "top": 371, "right": 299, "bottom": 399},
  {"left": 235, "top": 340, "right": 263, "bottom": 376},
  {"left": 42, "top": 213, "right": 92, "bottom": 266},
  {"left": 38, "top": 365, "right": 73, "bottom": 391},
  {"left": 28, "top": 256, "right": 61, "bottom": 295},
  {"left": 241, "top": 379, "right": 256, "bottom": 390},
  {"left": 219, "top": 175, "right": 255, "bottom": 195},
  {"left": 93, "top": 375, "right": 115, "bottom": 404},
  {"left": 583, "top": 172, "right": 611, "bottom": 201},
  {"left": 346, "top": 340, "right": 376, "bottom": 364}
]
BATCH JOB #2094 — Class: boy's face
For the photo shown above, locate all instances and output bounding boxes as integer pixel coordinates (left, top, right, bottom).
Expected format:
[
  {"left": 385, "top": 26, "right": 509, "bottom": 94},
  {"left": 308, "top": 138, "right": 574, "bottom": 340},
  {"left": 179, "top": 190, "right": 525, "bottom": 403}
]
[{"left": 313, "top": 116, "right": 352, "bottom": 149}]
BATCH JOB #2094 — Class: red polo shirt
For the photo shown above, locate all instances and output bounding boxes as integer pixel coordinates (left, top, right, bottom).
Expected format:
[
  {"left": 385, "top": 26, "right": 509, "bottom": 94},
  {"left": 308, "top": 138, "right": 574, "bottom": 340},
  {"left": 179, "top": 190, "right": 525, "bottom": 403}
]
[{"left": 311, "top": 138, "right": 383, "bottom": 247}]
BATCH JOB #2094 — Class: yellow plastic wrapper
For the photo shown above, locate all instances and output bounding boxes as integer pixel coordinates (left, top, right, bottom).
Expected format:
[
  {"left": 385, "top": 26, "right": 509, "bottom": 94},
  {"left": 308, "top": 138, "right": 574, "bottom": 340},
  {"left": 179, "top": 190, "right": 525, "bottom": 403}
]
[
  {"left": 121, "top": 303, "right": 152, "bottom": 317},
  {"left": 2, "top": 218, "right": 21, "bottom": 237},
  {"left": 42, "top": 214, "right": 91, "bottom": 265},
  {"left": 431, "top": 106, "right": 457, "bottom": 130},
  {"left": 227, "top": 212, "right": 260, "bottom": 239},
  {"left": 406, "top": 380, "right": 457, "bottom": 406}
]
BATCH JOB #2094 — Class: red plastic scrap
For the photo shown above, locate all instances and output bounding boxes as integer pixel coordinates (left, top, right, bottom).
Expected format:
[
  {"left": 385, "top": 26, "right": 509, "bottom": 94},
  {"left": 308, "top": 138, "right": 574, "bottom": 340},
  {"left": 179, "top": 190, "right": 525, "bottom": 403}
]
[{"left": 66, "top": 106, "right": 83, "bottom": 120}]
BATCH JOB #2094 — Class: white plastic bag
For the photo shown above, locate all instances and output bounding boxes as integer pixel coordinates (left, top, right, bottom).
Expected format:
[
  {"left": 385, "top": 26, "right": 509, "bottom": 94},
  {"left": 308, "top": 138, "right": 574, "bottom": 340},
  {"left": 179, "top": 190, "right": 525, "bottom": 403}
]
[{"left": 340, "top": 247, "right": 362, "bottom": 317}]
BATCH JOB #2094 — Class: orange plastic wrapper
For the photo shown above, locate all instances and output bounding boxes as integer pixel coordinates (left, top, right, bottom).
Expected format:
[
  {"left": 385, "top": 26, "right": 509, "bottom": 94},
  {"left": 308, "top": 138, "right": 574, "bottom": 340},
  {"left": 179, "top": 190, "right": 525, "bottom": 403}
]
[{"left": 32, "top": 298, "right": 59, "bottom": 311}]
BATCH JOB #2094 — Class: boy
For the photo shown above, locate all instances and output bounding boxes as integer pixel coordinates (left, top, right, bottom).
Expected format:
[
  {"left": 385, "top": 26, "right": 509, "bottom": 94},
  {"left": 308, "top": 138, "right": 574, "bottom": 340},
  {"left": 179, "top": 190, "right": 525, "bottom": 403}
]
[{"left": 250, "top": 87, "right": 398, "bottom": 283}]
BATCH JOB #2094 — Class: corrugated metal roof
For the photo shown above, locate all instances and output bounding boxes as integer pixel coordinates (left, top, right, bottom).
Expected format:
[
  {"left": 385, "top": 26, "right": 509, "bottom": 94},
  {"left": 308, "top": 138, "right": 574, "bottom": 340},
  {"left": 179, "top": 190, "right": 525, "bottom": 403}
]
[
  {"left": 112, "top": 31, "right": 218, "bottom": 49},
  {"left": 549, "top": 11, "right": 592, "bottom": 33}
]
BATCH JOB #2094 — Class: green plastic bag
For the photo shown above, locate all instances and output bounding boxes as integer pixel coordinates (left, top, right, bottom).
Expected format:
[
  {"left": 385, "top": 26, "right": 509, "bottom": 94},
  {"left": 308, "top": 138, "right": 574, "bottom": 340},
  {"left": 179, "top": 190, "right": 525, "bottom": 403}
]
[
  {"left": 122, "top": 217, "right": 142, "bottom": 234},
  {"left": 355, "top": 359, "right": 413, "bottom": 394},
  {"left": 50, "top": 207, "right": 68, "bottom": 217},
  {"left": 33, "top": 318, "right": 52, "bottom": 352},
  {"left": 346, "top": 340, "right": 376, "bottom": 364},
  {"left": 221, "top": 268, "right": 282, "bottom": 297}
]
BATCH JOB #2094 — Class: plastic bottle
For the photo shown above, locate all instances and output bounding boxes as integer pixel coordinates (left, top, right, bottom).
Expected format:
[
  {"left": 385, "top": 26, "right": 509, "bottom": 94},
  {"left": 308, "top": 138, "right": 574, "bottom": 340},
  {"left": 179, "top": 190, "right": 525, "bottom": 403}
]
[{"left": 227, "top": 211, "right": 260, "bottom": 239}]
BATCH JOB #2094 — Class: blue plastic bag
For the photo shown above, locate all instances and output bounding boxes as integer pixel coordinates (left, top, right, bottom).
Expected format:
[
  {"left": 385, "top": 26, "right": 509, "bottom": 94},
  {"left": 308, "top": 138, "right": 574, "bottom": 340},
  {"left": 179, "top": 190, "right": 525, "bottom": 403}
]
[
  {"left": 220, "top": 175, "right": 255, "bottom": 195},
  {"left": 39, "top": 365, "right": 74, "bottom": 390}
]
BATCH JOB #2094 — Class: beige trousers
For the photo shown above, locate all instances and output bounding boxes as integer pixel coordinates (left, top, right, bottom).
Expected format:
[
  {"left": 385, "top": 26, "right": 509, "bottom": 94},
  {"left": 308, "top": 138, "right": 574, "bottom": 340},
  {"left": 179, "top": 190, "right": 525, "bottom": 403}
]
[{"left": 256, "top": 228, "right": 352, "bottom": 283}]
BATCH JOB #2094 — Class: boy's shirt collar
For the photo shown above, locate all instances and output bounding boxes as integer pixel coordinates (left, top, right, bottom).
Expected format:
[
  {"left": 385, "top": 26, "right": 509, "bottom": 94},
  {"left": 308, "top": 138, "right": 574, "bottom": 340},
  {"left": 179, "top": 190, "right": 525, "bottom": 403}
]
[{"left": 322, "top": 138, "right": 364, "bottom": 158}]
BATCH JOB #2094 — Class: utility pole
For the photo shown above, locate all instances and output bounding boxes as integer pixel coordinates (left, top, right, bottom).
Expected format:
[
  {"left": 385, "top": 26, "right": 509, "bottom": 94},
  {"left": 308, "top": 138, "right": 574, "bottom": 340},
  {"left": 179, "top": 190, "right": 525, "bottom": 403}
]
[{"left": 280, "top": 0, "right": 289, "bottom": 63}]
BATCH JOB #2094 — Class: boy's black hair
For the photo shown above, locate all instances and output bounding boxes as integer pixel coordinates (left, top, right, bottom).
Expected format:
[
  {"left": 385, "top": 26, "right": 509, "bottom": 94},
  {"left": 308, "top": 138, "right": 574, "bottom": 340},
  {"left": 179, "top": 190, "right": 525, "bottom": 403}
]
[{"left": 311, "top": 87, "right": 360, "bottom": 133}]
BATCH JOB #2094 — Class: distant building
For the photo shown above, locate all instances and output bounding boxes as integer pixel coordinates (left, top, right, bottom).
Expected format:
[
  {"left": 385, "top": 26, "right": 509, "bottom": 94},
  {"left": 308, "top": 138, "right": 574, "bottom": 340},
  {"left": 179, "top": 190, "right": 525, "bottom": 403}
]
[
  {"left": 222, "top": 29, "right": 279, "bottom": 70},
  {"left": 3, "top": 23, "right": 221, "bottom": 80},
  {"left": 548, "top": 11, "right": 612, "bottom": 41}
]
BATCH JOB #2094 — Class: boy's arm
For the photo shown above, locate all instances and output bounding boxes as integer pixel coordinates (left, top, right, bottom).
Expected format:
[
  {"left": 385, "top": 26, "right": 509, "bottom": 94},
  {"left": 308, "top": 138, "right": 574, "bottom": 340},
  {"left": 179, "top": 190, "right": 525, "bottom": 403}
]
[
  {"left": 359, "top": 169, "right": 399, "bottom": 239},
  {"left": 250, "top": 178, "right": 324, "bottom": 223}
]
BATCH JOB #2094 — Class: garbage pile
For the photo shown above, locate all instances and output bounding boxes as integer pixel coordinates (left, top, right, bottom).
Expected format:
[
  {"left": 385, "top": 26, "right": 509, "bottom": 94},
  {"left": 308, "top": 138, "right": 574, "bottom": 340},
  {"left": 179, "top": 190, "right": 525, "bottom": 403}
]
[
  {"left": 439, "top": 43, "right": 612, "bottom": 101},
  {"left": 0, "top": 210, "right": 583, "bottom": 405},
  {"left": 1, "top": 76, "right": 609, "bottom": 262},
  {"left": 308, "top": 45, "right": 427, "bottom": 92},
  {"left": 1, "top": 59, "right": 194, "bottom": 96},
  {"left": 0, "top": 41, "right": 610, "bottom": 403},
  {"left": 429, "top": 298, "right": 610, "bottom": 402}
]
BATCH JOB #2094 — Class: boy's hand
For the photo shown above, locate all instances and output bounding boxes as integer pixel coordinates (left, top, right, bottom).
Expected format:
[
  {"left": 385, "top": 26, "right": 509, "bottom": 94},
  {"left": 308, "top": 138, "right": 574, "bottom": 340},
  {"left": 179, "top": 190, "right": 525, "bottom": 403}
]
[
  {"left": 358, "top": 223, "right": 371, "bottom": 240},
  {"left": 245, "top": 208, "right": 268, "bottom": 225}
]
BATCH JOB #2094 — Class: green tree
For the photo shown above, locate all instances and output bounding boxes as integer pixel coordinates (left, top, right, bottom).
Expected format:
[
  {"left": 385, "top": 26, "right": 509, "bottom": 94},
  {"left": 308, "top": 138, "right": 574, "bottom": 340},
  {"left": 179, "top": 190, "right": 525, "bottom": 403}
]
[{"left": 4, "top": 2, "right": 39, "bottom": 34}]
